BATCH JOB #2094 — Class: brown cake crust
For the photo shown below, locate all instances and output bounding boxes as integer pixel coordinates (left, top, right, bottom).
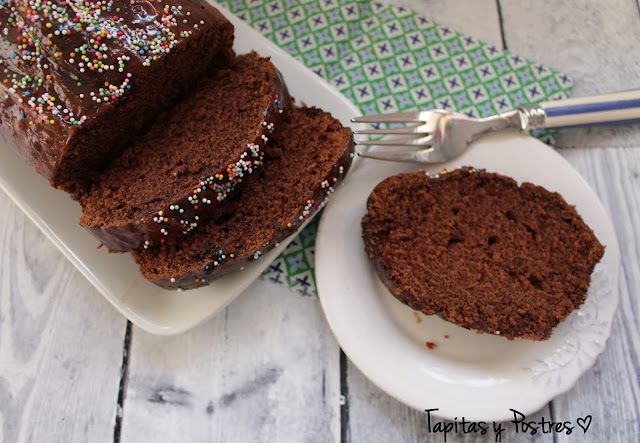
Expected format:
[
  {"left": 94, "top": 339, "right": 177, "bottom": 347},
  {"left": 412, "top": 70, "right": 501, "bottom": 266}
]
[
  {"left": 361, "top": 167, "right": 605, "bottom": 341},
  {"left": 78, "top": 52, "right": 291, "bottom": 252},
  {"left": 0, "top": 0, "right": 234, "bottom": 196},
  {"left": 133, "top": 106, "right": 355, "bottom": 290}
]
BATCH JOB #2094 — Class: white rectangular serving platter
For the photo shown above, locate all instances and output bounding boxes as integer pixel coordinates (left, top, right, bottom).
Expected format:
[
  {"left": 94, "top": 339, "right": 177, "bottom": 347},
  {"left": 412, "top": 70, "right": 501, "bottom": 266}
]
[{"left": 0, "top": 3, "right": 360, "bottom": 335}]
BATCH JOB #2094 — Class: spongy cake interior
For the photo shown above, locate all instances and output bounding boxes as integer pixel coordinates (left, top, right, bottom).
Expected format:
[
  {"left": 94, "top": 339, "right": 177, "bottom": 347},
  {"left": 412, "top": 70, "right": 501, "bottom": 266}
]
[
  {"left": 79, "top": 52, "right": 277, "bottom": 227},
  {"left": 361, "top": 168, "right": 605, "bottom": 340},
  {"left": 134, "top": 106, "right": 353, "bottom": 284}
]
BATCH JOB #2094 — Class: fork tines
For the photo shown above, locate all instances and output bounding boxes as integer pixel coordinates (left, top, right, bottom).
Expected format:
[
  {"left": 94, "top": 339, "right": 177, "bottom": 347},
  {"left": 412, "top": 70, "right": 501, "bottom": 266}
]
[
  {"left": 351, "top": 110, "right": 432, "bottom": 145},
  {"left": 353, "top": 135, "right": 433, "bottom": 147},
  {"left": 351, "top": 110, "right": 427, "bottom": 123}
]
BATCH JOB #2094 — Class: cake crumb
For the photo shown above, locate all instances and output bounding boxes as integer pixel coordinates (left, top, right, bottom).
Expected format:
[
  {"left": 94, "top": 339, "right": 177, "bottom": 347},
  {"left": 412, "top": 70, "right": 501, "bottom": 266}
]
[
  {"left": 413, "top": 311, "right": 422, "bottom": 324},
  {"left": 361, "top": 167, "right": 604, "bottom": 341},
  {"left": 425, "top": 341, "right": 436, "bottom": 350},
  {"left": 443, "top": 335, "right": 449, "bottom": 339}
]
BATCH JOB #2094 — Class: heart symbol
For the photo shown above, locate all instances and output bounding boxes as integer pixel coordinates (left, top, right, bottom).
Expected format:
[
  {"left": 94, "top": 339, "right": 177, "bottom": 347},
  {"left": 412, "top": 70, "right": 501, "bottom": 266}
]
[{"left": 576, "top": 415, "right": 592, "bottom": 433}]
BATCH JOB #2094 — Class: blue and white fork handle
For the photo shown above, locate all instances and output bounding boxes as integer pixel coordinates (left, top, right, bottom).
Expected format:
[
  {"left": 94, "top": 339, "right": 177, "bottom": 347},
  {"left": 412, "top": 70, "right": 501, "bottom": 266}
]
[{"left": 502, "top": 90, "right": 640, "bottom": 130}]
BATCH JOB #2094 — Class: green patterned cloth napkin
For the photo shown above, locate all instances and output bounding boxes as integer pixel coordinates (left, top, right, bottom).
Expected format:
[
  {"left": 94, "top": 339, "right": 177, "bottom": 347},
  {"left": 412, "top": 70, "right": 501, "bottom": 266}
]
[{"left": 216, "top": 0, "right": 574, "bottom": 296}]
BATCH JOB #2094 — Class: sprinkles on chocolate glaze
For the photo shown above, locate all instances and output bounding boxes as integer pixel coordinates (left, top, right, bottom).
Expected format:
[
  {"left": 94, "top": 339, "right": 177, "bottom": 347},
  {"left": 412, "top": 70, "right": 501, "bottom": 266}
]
[
  {"left": 168, "top": 160, "right": 348, "bottom": 292},
  {"left": 141, "top": 92, "right": 285, "bottom": 250},
  {"left": 1, "top": 0, "right": 204, "bottom": 128},
  {"left": 426, "top": 166, "right": 479, "bottom": 179},
  {"left": 133, "top": 106, "right": 355, "bottom": 291},
  {"left": 79, "top": 53, "right": 291, "bottom": 253},
  {"left": 165, "top": 157, "right": 349, "bottom": 290}
]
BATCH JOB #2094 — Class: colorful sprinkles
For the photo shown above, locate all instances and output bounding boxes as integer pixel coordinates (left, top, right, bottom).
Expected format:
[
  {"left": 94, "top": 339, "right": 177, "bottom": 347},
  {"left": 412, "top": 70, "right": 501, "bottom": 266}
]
[
  {"left": 0, "top": 0, "right": 202, "bottom": 127},
  {"left": 143, "top": 99, "right": 283, "bottom": 250},
  {"left": 166, "top": 151, "right": 351, "bottom": 289},
  {"left": 427, "top": 166, "right": 479, "bottom": 179}
]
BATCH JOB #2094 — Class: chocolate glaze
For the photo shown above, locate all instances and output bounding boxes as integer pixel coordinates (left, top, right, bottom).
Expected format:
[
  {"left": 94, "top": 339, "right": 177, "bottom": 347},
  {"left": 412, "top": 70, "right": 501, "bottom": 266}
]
[
  {"left": 0, "top": 0, "right": 234, "bottom": 195},
  {"left": 81, "top": 66, "right": 292, "bottom": 253},
  {"left": 134, "top": 127, "right": 356, "bottom": 290}
]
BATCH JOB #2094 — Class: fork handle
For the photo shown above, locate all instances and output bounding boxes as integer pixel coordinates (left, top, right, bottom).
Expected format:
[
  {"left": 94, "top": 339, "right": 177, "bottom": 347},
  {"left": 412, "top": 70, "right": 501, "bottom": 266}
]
[{"left": 520, "top": 90, "right": 640, "bottom": 129}]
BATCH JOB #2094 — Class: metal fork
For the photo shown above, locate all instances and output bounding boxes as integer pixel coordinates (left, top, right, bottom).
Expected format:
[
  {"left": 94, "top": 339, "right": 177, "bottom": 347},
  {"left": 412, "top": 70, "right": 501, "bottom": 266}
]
[{"left": 352, "top": 90, "right": 640, "bottom": 163}]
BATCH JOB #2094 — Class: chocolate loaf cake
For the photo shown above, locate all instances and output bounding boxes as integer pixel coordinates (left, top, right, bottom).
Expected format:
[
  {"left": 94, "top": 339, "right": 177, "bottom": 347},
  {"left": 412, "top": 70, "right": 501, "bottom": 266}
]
[
  {"left": 79, "top": 52, "right": 290, "bottom": 252},
  {"left": 361, "top": 168, "right": 605, "bottom": 340},
  {"left": 133, "top": 106, "right": 355, "bottom": 290},
  {"left": 0, "top": 0, "right": 234, "bottom": 196}
]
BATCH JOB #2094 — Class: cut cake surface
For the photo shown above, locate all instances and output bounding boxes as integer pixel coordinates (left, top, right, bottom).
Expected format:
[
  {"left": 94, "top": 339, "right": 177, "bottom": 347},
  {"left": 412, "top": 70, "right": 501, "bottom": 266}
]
[
  {"left": 80, "top": 52, "right": 290, "bottom": 252},
  {"left": 0, "top": 0, "right": 234, "bottom": 196},
  {"left": 361, "top": 167, "right": 605, "bottom": 340},
  {"left": 134, "top": 106, "right": 355, "bottom": 290}
]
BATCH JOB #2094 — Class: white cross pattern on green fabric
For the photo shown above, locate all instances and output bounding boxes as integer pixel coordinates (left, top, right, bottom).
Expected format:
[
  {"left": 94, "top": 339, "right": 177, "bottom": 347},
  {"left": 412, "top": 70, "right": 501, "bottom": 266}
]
[{"left": 217, "top": 0, "right": 574, "bottom": 296}]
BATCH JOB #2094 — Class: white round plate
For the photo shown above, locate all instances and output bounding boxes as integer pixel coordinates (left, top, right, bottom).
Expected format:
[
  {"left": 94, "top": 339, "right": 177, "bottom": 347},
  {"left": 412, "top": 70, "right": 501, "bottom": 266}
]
[{"left": 315, "top": 131, "right": 620, "bottom": 422}]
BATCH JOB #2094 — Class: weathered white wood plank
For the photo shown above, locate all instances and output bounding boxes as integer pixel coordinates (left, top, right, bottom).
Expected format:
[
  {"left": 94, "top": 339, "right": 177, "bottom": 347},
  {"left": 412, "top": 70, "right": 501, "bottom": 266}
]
[
  {"left": 345, "top": 362, "right": 554, "bottom": 443},
  {"left": 0, "top": 190, "right": 127, "bottom": 443},
  {"left": 380, "top": 0, "right": 503, "bottom": 47},
  {"left": 500, "top": 0, "right": 640, "bottom": 149},
  {"left": 553, "top": 146, "right": 640, "bottom": 442},
  {"left": 120, "top": 279, "right": 340, "bottom": 443}
]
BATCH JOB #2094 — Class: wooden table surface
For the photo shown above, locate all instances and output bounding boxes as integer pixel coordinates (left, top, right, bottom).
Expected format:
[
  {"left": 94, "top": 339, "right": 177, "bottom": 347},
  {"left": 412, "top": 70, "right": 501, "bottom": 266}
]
[{"left": 1, "top": 1, "right": 639, "bottom": 442}]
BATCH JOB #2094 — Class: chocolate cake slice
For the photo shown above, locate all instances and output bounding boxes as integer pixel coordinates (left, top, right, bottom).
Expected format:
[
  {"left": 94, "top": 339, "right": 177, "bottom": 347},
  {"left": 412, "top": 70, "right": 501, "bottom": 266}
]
[
  {"left": 79, "top": 52, "right": 290, "bottom": 252},
  {"left": 133, "top": 106, "right": 355, "bottom": 290},
  {"left": 361, "top": 168, "right": 605, "bottom": 341},
  {"left": 0, "top": 0, "right": 234, "bottom": 197}
]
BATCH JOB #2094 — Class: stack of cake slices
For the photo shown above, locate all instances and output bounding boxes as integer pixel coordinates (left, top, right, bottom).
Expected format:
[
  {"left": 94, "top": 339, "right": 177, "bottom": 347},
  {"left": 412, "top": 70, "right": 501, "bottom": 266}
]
[
  {"left": 133, "top": 106, "right": 354, "bottom": 289},
  {"left": 79, "top": 52, "right": 292, "bottom": 253},
  {"left": 0, "top": 1, "right": 355, "bottom": 291},
  {"left": 79, "top": 53, "right": 355, "bottom": 290},
  {"left": 0, "top": 0, "right": 235, "bottom": 198}
]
